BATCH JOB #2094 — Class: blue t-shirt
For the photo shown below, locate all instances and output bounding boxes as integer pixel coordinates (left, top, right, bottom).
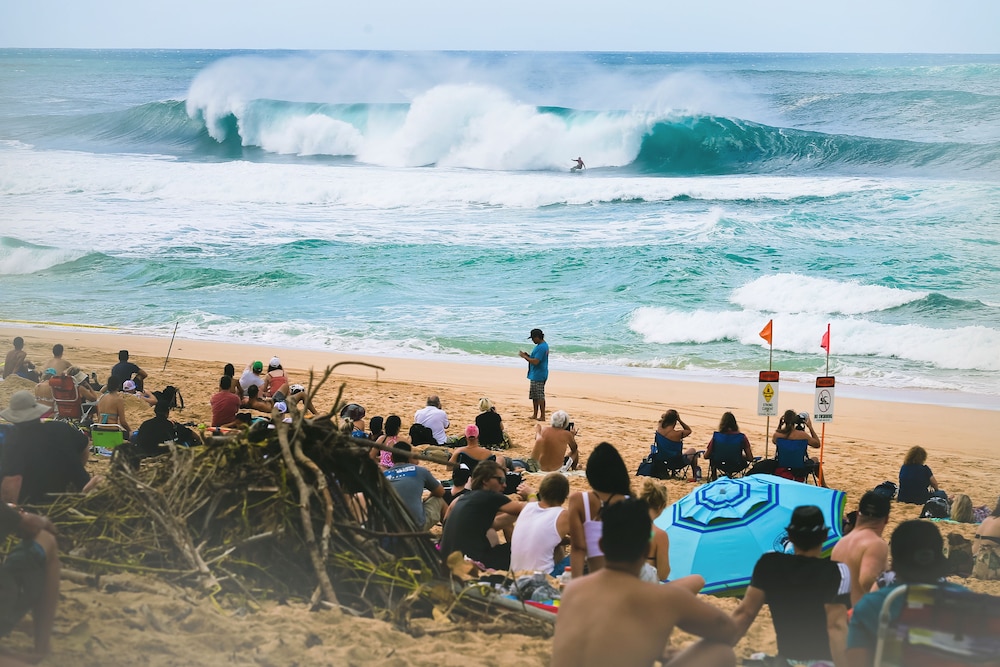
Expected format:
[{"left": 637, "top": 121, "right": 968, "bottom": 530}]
[
  {"left": 847, "top": 581, "right": 969, "bottom": 652},
  {"left": 527, "top": 341, "right": 549, "bottom": 382},
  {"left": 898, "top": 464, "right": 933, "bottom": 504},
  {"left": 383, "top": 463, "right": 441, "bottom": 526}
]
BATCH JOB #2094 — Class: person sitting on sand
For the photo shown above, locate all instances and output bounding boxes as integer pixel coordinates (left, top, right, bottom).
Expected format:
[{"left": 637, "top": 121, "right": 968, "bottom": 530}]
[
  {"left": 43, "top": 343, "right": 73, "bottom": 376},
  {"left": 639, "top": 479, "right": 671, "bottom": 582},
  {"left": 567, "top": 442, "right": 632, "bottom": 578},
  {"left": 3, "top": 337, "right": 38, "bottom": 382},
  {"left": 449, "top": 425, "right": 507, "bottom": 471},
  {"left": 509, "top": 472, "right": 571, "bottom": 575},
  {"left": 475, "top": 397, "right": 510, "bottom": 449},
  {"left": 95, "top": 376, "right": 131, "bottom": 434},
  {"left": 443, "top": 463, "right": 472, "bottom": 506},
  {"left": 211, "top": 376, "right": 242, "bottom": 428},
  {"left": 897, "top": 445, "right": 944, "bottom": 505},
  {"left": 383, "top": 442, "right": 446, "bottom": 531},
  {"left": 122, "top": 379, "right": 158, "bottom": 407},
  {"left": 0, "top": 502, "right": 61, "bottom": 666},
  {"left": 439, "top": 461, "right": 534, "bottom": 571},
  {"left": 732, "top": 505, "right": 850, "bottom": 667},
  {"left": 413, "top": 395, "right": 449, "bottom": 445},
  {"left": 263, "top": 357, "right": 288, "bottom": 397},
  {"left": 373, "top": 415, "right": 407, "bottom": 469},
  {"left": 111, "top": 350, "right": 147, "bottom": 392},
  {"left": 972, "top": 496, "right": 1000, "bottom": 580},
  {"left": 134, "top": 387, "right": 200, "bottom": 456},
  {"left": 0, "top": 392, "right": 96, "bottom": 505},
  {"left": 831, "top": 490, "right": 890, "bottom": 606},
  {"left": 241, "top": 384, "right": 273, "bottom": 413},
  {"left": 239, "top": 361, "right": 266, "bottom": 393},
  {"left": 285, "top": 384, "right": 319, "bottom": 417},
  {"left": 33, "top": 368, "right": 58, "bottom": 417},
  {"left": 552, "top": 498, "right": 737, "bottom": 667},
  {"left": 656, "top": 409, "right": 702, "bottom": 481},
  {"left": 529, "top": 410, "right": 579, "bottom": 472},
  {"left": 223, "top": 363, "right": 243, "bottom": 399}
]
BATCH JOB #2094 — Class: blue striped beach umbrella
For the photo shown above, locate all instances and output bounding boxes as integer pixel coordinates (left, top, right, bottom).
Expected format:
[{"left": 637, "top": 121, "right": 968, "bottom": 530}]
[{"left": 653, "top": 474, "right": 846, "bottom": 595}]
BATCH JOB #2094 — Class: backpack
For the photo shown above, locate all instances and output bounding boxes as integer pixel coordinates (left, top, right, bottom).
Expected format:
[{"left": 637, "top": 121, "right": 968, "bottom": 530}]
[
  {"left": 872, "top": 481, "right": 898, "bottom": 500},
  {"left": 408, "top": 423, "right": 437, "bottom": 447},
  {"left": 947, "top": 532, "right": 974, "bottom": 578},
  {"left": 920, "top": 496, "right": 950, "bottom": 519}
]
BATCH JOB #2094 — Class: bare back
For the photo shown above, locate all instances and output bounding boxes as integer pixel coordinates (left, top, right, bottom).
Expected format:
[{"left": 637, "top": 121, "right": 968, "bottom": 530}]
[
  {"left": 830, "top": 526, "right": 888, "bottom": 604},
  {"left": 531, "top": 426, "right": 575, "bottom": 471},
  {"left": 552, "top": 569, "right": 735, "bottom": 667}
]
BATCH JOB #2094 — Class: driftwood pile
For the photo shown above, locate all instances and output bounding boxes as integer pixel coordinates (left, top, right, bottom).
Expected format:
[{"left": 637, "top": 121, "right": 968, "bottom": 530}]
[{"left": 42, "top": 368, "right": 552, "bottom": 637}]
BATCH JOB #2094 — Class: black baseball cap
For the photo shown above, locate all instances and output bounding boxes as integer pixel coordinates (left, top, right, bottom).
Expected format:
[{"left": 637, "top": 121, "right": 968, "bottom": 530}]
[
  {"left": 858, "top": 490, "right": 892, "bottom": 519},
  {"left": 529, "top": 328, "right": 544, "bottom": 339},
  {"left": 786, "top": 505, "right": 829, "bottom": 534}
]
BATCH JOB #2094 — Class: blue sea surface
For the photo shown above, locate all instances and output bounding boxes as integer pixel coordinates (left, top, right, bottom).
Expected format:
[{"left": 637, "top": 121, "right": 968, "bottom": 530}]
[{"left": 1, "top": 50, "right": 998, "bottom": 401}]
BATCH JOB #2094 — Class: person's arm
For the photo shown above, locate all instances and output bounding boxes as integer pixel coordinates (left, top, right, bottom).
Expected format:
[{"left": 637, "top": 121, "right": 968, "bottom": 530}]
[
  {"left": 858, "top": 542, "right": 889, "bottom": 599},
  {"left": 803, "top": 415, "right": 820, "bottom": 447},
  {"left": 555, "top": 509, "right": 570, "bottom": 543},
  {"left": 1, "top": 475, "right": 23, "bottom": 505},
  {"left": 653, "top": 528, "right": 671, "bottom": 581},
  {"left": 135, "top": 366, "right": 148, "bottom": 380},
  {"left": 671, "top": 586, "right": 740, "bottom": 644},
  {"left": 928, "top": 473, "right": 940, "bottom": 491},
  {"left": 730, "top": 585, "right": 766, "bottom": 641},
  {"left": 568, "top": 435, "right": 579, "bottom": 469},
  {"left": 567, "top": 493, "right": 587, "bottom": 578},
  {"left": 117, "top": 397, "right": 131, "bottom": 434},
  {"left": 743, "top": 434, "right": 754, "bottom": 461},
  {"left": 826, "top": 603, "right": 849, "bottom": 667},
  {"left": 677, "top": 418, "right": 692, "bottom": 438},
  {"left": 448, "top": 448, "right": 462, "bottom": 463}
]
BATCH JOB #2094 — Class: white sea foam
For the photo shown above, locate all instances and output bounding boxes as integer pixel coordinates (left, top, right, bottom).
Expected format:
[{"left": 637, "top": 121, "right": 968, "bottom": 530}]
[
  {"left": 629, "top": 307, "right": 1000, "bottom": 372},
  {"left": 0, "top": 242, "right": 88, "bottom": 275},
  {"left": 732, "top": 274, "right": 927, "bottom": 315}
]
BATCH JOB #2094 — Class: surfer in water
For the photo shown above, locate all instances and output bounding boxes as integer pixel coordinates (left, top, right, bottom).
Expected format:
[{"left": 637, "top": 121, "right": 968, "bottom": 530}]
[{"left": 571, "top": 157, "right": 585, "bottom": 172}]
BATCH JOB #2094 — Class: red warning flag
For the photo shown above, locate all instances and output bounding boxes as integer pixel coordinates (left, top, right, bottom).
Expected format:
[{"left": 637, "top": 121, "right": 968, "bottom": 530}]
[
  {"left": 820, "top": 324, "right": 830, "bottom": 354},
  {"left": 759, "top": 319, "right": 773, "bottom": 346}
]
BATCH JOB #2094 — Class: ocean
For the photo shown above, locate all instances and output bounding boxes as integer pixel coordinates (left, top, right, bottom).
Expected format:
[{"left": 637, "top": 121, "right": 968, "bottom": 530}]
[{"left": 1, "top": 50, "right": 998, "bottom": 405}]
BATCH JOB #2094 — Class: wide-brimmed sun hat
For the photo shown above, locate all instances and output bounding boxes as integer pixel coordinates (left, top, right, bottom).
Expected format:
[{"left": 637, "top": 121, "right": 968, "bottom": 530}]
[{"left": 1, "top": 390, "right": 50, "bottom": 423}]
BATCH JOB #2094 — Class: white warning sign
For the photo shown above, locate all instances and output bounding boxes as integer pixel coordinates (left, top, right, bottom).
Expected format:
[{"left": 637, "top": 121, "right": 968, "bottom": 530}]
[{"left": 814, "top": 376, "right": 835, "bottom": 423}]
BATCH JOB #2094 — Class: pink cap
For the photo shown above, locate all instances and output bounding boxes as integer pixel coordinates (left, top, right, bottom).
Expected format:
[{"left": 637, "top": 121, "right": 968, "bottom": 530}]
[{"left": 465, "top": 424, "right": 479, "bottom": 438}]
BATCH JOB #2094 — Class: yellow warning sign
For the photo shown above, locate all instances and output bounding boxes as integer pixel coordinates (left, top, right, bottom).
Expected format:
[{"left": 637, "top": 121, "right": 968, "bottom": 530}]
[{"left": 762, "top": 384, "right": 774, "bottom": 402}]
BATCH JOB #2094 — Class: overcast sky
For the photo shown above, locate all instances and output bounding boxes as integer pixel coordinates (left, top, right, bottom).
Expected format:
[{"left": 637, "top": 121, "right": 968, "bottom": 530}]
[{"left": 2, "top": 0, "right": 998, "bottom": 53}]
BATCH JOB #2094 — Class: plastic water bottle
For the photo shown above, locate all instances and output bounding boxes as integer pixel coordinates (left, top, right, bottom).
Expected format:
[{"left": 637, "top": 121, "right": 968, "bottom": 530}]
[{"left": 559, "top": 566, "right": 573, "bottom": 587}]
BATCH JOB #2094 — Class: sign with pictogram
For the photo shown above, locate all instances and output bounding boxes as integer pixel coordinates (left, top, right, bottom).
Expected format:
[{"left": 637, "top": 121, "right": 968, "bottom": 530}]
[
  {"left": 758, "top": 371, "right": 780, "bottom": 416},
  {"left": 814, "top": 376, "right": 835, "bottom": 422}
]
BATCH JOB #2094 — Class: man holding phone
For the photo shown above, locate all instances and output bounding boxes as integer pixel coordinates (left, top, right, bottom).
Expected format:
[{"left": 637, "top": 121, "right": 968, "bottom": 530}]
[
  {"left": 530, "top": 410, "right": 579, "bottom": 472},
  {"left": 518, "top": 328, "right": 549, "bottom": 422}
]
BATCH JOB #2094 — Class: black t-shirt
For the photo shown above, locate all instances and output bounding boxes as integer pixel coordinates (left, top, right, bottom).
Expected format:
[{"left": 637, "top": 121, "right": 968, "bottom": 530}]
[
  {"left": 443, "top": 487, "right": 467, "bottom": 505},
  {"left": 110, "top": 361, "right": 140, "bottom": 382},
  {"left": 0, "top": 420, "right": 90, "bottom": 504},
  {"left": 475, "top": 410, "right": 504, "bottom": 447},
  {"left": 440, "top": 489, "right": 510, "bottom": 563},
  {"left": 135, "top": 415, "right": 197, "bottom": 455},
  {"left": 750, "top": 552, "right": 851, "bottom": 661}
]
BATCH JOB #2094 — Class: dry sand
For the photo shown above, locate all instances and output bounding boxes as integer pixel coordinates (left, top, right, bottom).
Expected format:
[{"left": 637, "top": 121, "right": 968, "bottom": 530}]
[{"left": 1, "top": 324, "right": 998, "bottom": 666}]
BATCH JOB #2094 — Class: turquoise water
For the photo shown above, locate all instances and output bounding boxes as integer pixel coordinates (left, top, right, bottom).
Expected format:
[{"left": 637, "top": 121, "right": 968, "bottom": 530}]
[{"left": 1, "top": 50, "right": 998, "bottom": 399}]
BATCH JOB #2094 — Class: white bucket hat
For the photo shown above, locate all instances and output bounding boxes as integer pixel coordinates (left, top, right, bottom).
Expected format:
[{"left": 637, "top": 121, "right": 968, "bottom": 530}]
[{"left": 1, "top": 390, "right": 50, "bottom": 423}]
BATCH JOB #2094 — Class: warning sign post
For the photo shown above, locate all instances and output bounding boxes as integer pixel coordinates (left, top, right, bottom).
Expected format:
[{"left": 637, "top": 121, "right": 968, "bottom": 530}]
[
  {"left": 758, "top": 371, "right": 780, "bottom": 416},
  {"left": 814, "top": 376, "right": 835, "bottom": 423}
]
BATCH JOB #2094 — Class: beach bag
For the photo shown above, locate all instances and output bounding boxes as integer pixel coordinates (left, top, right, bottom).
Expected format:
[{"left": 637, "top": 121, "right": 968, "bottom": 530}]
[
  {"left": 972, "top": 542, "right": 1000, "bottom": 580},
  {"left": 920, "top": 496, "right": 950, "bottom": 519},
  {"left": 747, "top": 458, "right": 778, "bottom": 476},
  {"left": 408, "top": 423, "right": 437, "bottom": 447},
  {"left": 872, "top": 480, "right": 898, "bottom": 500}
]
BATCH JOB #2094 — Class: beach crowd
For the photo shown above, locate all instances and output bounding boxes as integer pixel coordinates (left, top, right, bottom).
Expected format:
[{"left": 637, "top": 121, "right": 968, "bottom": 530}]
[{"left": 2, "top": 333, "right": 999, "bottom": 667}]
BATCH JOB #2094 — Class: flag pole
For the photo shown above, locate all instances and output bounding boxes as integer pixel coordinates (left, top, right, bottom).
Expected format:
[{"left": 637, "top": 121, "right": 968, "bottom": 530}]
[
  {"left": 817, "top": 323, "right": 831, "bottom": 487},
  {"left": 162, "top": 322, "right": 179, "bottom": 372}
]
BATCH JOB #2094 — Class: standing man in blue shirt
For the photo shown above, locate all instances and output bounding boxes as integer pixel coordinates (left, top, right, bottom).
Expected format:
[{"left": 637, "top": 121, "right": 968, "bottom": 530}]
[{"left": 519, "top": 328, "right": 549, "bottom": 422}]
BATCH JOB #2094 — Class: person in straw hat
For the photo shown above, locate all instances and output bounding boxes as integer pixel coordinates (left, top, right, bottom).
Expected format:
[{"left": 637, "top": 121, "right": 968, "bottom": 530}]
[{"left": 0, "top": 391, "right": 94, "bottom": 506}]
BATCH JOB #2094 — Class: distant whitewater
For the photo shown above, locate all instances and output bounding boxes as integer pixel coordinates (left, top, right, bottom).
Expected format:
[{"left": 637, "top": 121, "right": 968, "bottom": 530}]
[{"left": 1, "top": 49, "right": 998, "bottom": 400}]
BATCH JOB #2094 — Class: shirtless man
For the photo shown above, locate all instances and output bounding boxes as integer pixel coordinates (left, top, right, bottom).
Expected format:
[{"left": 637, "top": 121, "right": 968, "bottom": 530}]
[
  {"left": 830, "top": 490, "right": 890, "bottom": 605},
  {"left": 530, "top": 410, "right": 579, "bottom": 472},
  {"left": 3, "top": 337, "right": 37, "bottom": 382},
  {"left": 552, "top": 498, "right": 736, "bottom": 667},
  {"left": 43, "top": 344, "right": 73, "bottom": 376},
  {"left": 571, "top": 157, "right": 586, "bottom": 171}
]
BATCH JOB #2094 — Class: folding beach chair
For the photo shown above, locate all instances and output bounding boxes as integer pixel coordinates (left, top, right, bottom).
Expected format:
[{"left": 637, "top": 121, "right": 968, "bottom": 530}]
[
  {"left": 874, "top": 584, "right": 1000, "bottom": 667},
  {"left": 49, "top": 375, "right": 96, "bottom": 424},
  {"left": 707, "top": 432, "right": 752, "bottom": 480},
  {"left": 774, "top": 438, "right": 819, "bottom": 485}
]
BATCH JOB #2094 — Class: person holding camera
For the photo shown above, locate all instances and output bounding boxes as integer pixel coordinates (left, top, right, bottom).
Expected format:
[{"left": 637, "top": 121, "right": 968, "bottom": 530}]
[
  {"left": 772, "top": 409, "right": 820, "bottom": 480},
  {"left": 529, "top": 410, "right": 579, "bottom": 472}
]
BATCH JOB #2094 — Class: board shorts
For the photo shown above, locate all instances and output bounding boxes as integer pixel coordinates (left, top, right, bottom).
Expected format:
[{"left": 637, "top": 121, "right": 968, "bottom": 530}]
[
  {"left": 0, "top": 540, "right": 47, "bottom": 637},
  {"left": 528, "top": 380, "right": 546, "bottom": 400}
]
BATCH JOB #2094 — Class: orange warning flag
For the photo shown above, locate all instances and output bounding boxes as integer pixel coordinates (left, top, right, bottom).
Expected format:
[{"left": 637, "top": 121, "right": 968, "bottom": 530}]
[{"left": 759, "top": 319, "right": 773, "bottom": 345}]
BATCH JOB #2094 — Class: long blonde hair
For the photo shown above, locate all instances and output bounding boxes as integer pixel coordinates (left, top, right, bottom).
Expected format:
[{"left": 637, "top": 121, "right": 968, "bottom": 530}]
[{"left": 950, "top": 494, "right": 973, "bottom": 523}]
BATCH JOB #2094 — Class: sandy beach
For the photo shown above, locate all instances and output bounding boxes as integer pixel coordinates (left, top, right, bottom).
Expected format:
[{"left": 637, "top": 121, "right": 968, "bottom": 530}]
[{"left": 1, "top": 323, "right": 999, "bottom": 666}]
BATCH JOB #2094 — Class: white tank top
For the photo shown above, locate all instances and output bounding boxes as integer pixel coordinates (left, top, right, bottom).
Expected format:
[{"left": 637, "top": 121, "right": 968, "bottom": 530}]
[{"left": 509, "top": 502, "right": 565, "bottom": 573}]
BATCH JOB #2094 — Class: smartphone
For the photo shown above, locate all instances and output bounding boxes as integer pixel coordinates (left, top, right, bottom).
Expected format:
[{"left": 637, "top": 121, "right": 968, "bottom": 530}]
[{"left": 567, "top": 422, "right": 575, "bottom": 431}]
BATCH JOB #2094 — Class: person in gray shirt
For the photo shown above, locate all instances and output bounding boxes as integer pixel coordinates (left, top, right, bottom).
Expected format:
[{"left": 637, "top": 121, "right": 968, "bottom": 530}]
[{"left": 383, "top": 442, "right": 445, "bottom": 531}]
